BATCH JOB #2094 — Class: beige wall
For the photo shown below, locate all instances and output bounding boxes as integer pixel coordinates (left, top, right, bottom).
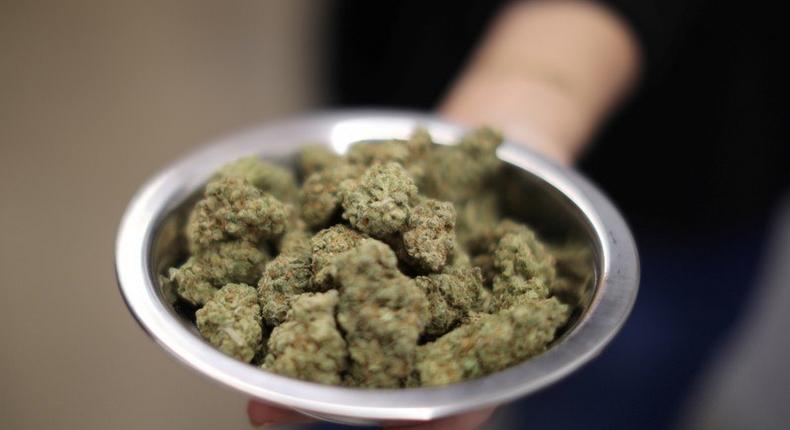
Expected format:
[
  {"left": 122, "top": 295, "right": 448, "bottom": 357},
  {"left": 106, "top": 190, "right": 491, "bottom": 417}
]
[{"left": 0, "top": 1, "right": 324, "bottom": 428}]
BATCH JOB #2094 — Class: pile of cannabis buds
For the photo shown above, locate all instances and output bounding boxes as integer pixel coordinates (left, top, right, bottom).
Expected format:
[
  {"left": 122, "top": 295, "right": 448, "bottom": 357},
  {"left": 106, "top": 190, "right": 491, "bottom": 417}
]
[{"left": 167, "top": 127, "right": 585, "bottom": 388}]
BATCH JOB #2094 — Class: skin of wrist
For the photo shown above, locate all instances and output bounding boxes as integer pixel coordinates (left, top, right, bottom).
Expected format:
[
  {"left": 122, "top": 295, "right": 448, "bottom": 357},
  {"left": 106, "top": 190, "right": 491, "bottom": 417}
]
[
  {"left": 439, "top": 71, "right": 595, "bottom": 166},
  {"left": 439, "top": 0, "right": 641, "bottom": 166}
]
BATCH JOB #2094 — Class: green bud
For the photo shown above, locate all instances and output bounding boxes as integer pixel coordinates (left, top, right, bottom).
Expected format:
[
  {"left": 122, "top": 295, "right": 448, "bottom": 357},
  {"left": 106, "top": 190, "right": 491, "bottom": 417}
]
[
  {"left": 310, "top": 225, "right": 365, "bottom": 289},
  {"left": 491, "top": 225, "right": 557, "bottom": 310},
  {"left": 299, "top": 164, "right": 362, "bottom": 228},
  {"left": 297, "top": 144, "right": 343, "bottom": 177},
  {"left": 420, "top": 127, "right": 503, "bottom": 203},
  {"left": 335, "top": 239, "right": 429, "bottom": 388},
  {"left": 416, "top": 265, "right": 492, "bottom": 337},
  {"left": 340, "top": 162, "right": 418, "bottom": 237},
  {"left": 170, "top": 127, "right": 583, "bottom": 388},
  {"left": 257, "top": 252, "right": 313, "bottom": 326},
  {"left": 402, "top": 198, "right": 456, "bottom": 272},
  {"left": 263, "top": 290, "right": 348, "bottom": 384},
  {"left": 196, "top": 283, "right": 262, "bottom": 363},
  {"left": 170, "top": 240, "right": 269, "bottom": 306},
  {"left": 416, "top": 297, "right": 569, "bottom": 386},
  {"left": 186, "top": 177, "right": 288, "bottom": 251},
  {"left": 215, "top": 156, "right": 298, "bottom": 202},
  {"left": 347, "top": 140, "right": 410, "bottom": 167}
]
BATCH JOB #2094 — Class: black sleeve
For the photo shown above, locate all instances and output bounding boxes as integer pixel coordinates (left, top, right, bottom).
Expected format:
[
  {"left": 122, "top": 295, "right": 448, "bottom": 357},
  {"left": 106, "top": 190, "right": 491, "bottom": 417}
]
[{"left": 599, "top": 0, "right": 709, "bottom": 81}]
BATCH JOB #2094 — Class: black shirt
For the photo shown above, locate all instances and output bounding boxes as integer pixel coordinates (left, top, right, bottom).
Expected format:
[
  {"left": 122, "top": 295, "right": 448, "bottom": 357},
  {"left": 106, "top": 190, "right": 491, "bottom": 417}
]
[{"left": 326, "top": 0, "right": 788, "bottom": 235}]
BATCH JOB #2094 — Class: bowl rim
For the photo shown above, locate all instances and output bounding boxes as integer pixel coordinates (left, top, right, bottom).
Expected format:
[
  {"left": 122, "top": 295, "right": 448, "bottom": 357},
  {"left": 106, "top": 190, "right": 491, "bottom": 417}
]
[{"left": 115, "top": 109, "right": 639, "bottom": 422}]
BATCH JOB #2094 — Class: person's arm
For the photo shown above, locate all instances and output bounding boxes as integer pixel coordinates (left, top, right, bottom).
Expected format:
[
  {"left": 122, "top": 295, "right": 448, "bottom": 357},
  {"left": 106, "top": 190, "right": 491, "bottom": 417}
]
[
  {"left": 248, "top": 1, "right": 640, "bottom": 428},
  {"left": 440, "top": 0, "right": 640, "bottom": 165}
]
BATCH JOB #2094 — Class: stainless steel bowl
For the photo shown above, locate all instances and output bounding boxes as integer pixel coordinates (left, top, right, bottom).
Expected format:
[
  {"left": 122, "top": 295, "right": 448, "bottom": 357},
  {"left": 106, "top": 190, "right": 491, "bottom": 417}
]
[{"left": 115, "top": 110, "right": 639, "bottom": 426}]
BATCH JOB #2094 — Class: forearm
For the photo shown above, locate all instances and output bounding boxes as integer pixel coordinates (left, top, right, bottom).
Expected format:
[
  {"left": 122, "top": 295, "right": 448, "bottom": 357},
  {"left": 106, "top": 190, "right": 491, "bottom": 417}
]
[{"left": 440, "top": 0, "right": 640, "bottom": 164}]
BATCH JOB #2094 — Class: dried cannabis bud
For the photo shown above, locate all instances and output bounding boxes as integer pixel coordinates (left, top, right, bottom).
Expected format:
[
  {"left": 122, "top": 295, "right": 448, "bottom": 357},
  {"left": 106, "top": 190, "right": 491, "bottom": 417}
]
[
  {"left": 457, "top": 127, "right": 503, "bottom": 173},
  {"left": 277, "top": 228, "right": 313, "bottom": 256},
  {"left": 297, "top": 144, "right": 343, "bottom": 177},
  {"left": 258, "top": 218, "right": 316, "bottom": 326},
  {"left": 401, "top": 198, "right": 456, "bottom": 272},
  {"left": 550, "top": 242, "right": 596, "bottom": 308},
  {"left": 196, "top": 283, "right": 262, "bottom": 363},
  {"left": 404, "top": 127, "right": 434, "bottom": 160},
  {"left": 169, "top": 127, "right": 586, "bottom": 388},
  {"left": 416, "top": 297, "right": 569, "bottom": 386},
  {"left": 420, "top": 127, "right": 503, "bottom": 203},
  {"left": 346, "top": 129, "right": 434, "bottom": 183},
  {"left": 215, "top": 156, "right": 298, "bottom": 202},
  {"left": 347, "top": 139, "right": 410, "bottom": 167},
  {"left": 299, "top": 163, "right": 361, "bottom": 228},
  {"left": 186, "top": 177, "right": 288, "bottom": 251},
  {"left": 257, "top": 251, "right": 313, "bottom": 327},
  {"left": 310, "top": 224, "right": 365, "bottom": 289},
  {"left": 455, "top": 194, "right": 500, "bottom": 250},
  {"left": 416, "top": 266, "right": 492, "bottom": 337},
  {"left": 335, "top": 239, "right": 429, "bottom": 388},
  {"left": 169, "top": 240, "right": 269, "bottom": 306},
  {"left": 339, "top": 162, "right": 418, "bottom": 237},
  {"left": 263, "top": 290, "right": 348, "bottom": 384},
  {"left": 491, "top": 223, "right": 557, "bottom": 309}
]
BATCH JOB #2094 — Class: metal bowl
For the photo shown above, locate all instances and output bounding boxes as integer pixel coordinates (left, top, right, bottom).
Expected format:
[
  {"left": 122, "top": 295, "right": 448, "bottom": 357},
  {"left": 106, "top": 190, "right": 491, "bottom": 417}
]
[{"left": 115, "top": 110, "right": 639, "bottom": 426}]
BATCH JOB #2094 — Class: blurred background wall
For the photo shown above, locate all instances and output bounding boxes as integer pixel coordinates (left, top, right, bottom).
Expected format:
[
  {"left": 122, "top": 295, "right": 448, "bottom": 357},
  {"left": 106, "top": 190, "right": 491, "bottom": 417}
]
[{"left": 0, "top": 1, "right": 325, "bottom": 428}]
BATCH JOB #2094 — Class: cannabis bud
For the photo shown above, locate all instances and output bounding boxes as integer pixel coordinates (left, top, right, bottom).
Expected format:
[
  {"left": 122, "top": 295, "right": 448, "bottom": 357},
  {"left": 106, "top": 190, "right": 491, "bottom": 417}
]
[{"left": 167, "top": 126, "right": 587, "bottom": 388}]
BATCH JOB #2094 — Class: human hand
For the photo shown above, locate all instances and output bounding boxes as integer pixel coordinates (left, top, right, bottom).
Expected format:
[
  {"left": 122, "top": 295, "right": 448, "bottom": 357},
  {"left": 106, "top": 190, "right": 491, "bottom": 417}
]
[
  {"left": 440, "top": 0, "right": 639, "bottom": 166},
  {"left": 247, "top": 400, "right": 495, "bottom": 429}
]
